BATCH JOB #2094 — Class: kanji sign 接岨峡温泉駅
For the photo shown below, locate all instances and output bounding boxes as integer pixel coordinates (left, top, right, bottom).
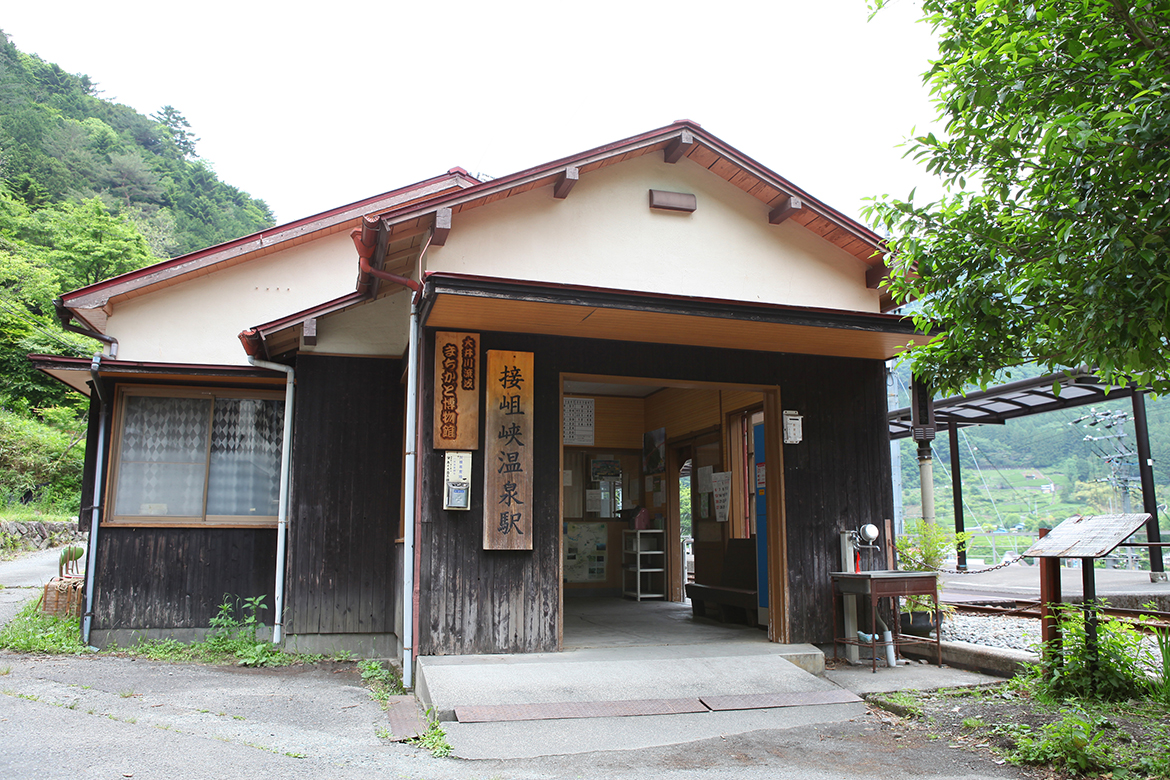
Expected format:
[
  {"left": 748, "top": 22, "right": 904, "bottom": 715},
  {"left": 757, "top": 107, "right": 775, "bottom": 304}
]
[{"left": 484, "top": 350, "right": 533, "bottom": 550}]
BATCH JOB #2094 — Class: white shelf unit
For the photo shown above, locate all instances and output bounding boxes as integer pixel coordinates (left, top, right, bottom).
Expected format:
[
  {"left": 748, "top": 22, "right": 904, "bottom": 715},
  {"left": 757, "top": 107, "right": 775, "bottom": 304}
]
[{"left": 623, "top": 529, "right": 666, "bottom": 601}]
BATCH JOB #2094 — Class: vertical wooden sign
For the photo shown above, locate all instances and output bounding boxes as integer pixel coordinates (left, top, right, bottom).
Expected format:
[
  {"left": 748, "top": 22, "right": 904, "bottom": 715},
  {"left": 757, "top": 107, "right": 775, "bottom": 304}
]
[
  {"left": 484, "top": 350, "right": 534, "bottom": 550},
  {"left": 433, "top": 332, "right": 480, "bottom": 450}
]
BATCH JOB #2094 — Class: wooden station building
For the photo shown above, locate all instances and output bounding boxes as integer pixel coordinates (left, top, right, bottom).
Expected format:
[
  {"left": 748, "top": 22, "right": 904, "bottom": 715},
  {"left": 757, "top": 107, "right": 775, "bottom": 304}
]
[{"left": 36, "top": 121, "right": 927, "bottom": 678}]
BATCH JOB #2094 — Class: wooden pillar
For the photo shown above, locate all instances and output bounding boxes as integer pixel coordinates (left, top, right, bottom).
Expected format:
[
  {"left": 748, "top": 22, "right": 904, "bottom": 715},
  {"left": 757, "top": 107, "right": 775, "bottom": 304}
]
[
  {"left": 948, "top": 424, "right": 967, "bottom": 570},
  {"left": 1082, "top": 558, "right": 1099, "bottom": 695},
  {"left": 763, "top": 390, "right": 789, "bottom": 643},
  {"left": 1038, "top": 528, "right": 1062, "bottom": 668}
]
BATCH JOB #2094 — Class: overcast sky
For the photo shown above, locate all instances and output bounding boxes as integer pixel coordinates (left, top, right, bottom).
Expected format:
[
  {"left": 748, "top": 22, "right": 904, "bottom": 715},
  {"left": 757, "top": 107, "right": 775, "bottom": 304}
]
[{"left": 3, "top": 0, "right": 941, "bottom": 226}]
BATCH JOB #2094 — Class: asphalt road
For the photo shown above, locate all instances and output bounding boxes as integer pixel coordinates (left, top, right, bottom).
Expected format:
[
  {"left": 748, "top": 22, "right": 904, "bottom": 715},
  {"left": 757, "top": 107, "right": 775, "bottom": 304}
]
[
  {"left": 1, "top": 548, "right": 1029, "bottom": 779},
  {"left": 0, "top": 651, "right": 1028, "bottom": 780}
]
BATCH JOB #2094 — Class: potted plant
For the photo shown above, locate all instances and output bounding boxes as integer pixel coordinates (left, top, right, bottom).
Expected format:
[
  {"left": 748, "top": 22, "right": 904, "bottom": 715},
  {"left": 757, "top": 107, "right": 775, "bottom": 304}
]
[{"left": 895, "top": 518, "right": 970, "bottom": 636}]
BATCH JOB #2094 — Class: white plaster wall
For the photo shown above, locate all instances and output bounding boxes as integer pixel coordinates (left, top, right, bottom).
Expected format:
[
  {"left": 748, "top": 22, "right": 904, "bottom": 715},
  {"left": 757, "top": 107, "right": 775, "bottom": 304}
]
[
  {"left": 426, "top": 154, "right": 879, "bottom": 312},
  {"left": 306, "top": 290, "right": 411, "bottom": 356},
  {"left": 107, "top": 232, "right": 357, "bottom": 365}
]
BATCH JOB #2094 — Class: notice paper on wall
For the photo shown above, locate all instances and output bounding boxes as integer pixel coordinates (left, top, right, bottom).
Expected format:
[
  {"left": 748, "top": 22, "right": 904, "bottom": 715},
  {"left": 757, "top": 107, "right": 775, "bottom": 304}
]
[
  {"left": 697, "top": 465, "right": 714, "bottom": 494},
  {"left": 712, "top": 471, "right": 732, "bottom": 523},
  {"left": 586, "top": 489, "right": 602, "bottom": 514},
  {"left": 563, "top": 397, "right": 595, "bottom": 446}
]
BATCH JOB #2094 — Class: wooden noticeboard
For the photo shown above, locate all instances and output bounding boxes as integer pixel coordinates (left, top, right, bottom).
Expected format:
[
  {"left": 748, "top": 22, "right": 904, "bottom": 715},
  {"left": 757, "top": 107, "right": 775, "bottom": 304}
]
[
  {"left": 433, "top": 332, "right": 479, "bottom": 450},
  {"left": 484, "top": 350, "right": 533, "bottom": 550}
]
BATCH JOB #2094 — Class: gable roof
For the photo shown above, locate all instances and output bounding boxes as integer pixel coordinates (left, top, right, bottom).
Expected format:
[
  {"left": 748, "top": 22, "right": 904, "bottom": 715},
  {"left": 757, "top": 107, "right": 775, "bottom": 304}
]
[
  {"left": 58, "top": 169, "right": 480, "bottom": 330},
  {"left": 60, "top": 120, "right": 896, "bottom": 335},
  {"left": 355, "top": 120, "right": 894, "bottom": 306}
]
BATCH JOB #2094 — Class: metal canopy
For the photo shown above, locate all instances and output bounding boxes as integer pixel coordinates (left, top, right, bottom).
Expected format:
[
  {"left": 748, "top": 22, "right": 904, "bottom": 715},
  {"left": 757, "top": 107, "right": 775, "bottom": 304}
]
[
  {"left": 1022, "top": 513, "right": 1151, "bottom": 559},
  {"left": 888, "top": 370, "right": 1134, "bottom": 439}
]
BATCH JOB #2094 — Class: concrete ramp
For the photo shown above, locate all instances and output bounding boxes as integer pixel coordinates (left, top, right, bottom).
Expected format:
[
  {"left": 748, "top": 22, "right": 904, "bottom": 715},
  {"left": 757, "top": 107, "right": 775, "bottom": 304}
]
[{"left": 416, "top": 642, "right": 865, "bottom": 759}]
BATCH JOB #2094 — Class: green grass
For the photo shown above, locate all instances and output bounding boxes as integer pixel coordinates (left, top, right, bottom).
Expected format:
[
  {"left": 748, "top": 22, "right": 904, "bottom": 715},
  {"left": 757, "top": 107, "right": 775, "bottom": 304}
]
[
  {"left": 0, "top": 597, "right": 86, "bottom": 653},
  {"left": 358, "top": 659, "right": 404, "bottom": 706}
]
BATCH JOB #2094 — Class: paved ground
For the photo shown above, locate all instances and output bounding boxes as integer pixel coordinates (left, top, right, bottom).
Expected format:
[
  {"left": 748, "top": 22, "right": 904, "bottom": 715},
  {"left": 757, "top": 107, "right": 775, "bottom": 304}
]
[
  {"left": 1, "top": 651, "right": 1026, "bottom": 780},
  {"left": 1, "top": 548, "right": 1028, "bottom": 778}
]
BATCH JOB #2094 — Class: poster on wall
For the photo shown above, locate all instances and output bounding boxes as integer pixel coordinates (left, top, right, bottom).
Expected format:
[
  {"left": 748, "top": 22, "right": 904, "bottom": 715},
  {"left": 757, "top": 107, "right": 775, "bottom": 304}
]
[
  {"left": 484, "top": 350, "right": 534, "bottom": 550},
  {"left": 642, "top": 427, "right": 666, "bottom": 475},
  {"left": 433, "top": 332, "right": 480, "bottom": 450},
  {"left": 563, "top": 397, "right": 595, "bottom": 446},
  {"left": 590, "top": 458, "right": 622, "bottom": 480},
  {"left": 564, "top": 522, "right": 608, "bottom": 582},
  {"left": 711, "top": 471, "right": 732, "bottom": 523}
]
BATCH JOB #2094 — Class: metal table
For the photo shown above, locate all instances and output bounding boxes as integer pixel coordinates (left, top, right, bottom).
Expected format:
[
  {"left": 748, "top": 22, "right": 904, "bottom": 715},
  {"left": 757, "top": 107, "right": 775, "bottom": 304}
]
[{"left": 831, "top": 570, "right": 942, "bottom": 672}]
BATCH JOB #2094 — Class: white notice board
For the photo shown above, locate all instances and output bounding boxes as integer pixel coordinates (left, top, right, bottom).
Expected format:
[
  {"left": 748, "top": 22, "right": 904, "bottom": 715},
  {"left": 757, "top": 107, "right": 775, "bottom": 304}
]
[{"left": 563, "top": 397, "right": 595, "bottom": 446}]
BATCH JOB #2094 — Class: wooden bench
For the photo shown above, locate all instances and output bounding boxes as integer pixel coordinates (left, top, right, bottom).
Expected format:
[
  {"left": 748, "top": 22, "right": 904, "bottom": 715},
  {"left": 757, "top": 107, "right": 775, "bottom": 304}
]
[{"left": 685, "top": 538, "right": 759, "bottom": 627}]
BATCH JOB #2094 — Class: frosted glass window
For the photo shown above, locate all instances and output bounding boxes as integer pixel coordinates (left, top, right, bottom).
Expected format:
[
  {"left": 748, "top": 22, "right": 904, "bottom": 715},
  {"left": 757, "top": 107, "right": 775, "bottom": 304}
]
[
  {"left": 113, "top": 396, "right": 211, "bottom": 518},
  {"left": 206, "top": 398, "right": 284, "bottom": 517},
  {"left": 111, "top": 390, "right": 284, "bottom": 524}
]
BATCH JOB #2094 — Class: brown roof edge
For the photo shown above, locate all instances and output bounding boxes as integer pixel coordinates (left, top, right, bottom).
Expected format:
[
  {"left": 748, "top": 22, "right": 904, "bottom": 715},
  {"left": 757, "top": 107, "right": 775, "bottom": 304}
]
[
  {"left": 59, "top": 170, "right": 477, "bottom": 315},
  {"left": 420, "top": 271, "right": 919, "bottom": 332},
  {"left": 370, "top": 120, "right": 886, "bottom": 260}
]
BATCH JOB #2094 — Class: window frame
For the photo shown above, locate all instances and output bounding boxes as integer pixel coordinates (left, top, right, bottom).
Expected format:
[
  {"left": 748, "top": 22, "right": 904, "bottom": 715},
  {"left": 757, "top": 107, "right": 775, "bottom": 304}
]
[{"left": 104, "top": 385, "right": 286, "bottom": 528}]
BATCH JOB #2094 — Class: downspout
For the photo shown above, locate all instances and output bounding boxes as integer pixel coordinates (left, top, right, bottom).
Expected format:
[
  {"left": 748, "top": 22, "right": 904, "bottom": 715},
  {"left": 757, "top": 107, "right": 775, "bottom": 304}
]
[
  {"left": 246, "top": 357, "right": 295, "bottom": 645},
  {"left": 82, "top": 352, "right": 108, "bottom": 646},
  {"left": 351, "top": 219, "right": 425, "bottom": 687},
  {"left": 54, "top": 300, "right": 118, "bottom": 647}
]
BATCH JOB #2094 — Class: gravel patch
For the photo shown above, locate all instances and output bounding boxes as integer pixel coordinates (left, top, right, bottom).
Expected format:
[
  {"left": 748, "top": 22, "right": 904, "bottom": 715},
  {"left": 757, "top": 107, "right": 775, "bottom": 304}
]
[{"left": 942, "top": 614, "right": 1041, "bottom": 652}]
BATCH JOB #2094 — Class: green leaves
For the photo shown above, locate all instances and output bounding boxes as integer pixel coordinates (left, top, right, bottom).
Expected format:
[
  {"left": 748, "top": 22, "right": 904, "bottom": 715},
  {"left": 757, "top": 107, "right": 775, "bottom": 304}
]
[{"left": 868, "top": 0, "right": 1170, "bottom": 395}]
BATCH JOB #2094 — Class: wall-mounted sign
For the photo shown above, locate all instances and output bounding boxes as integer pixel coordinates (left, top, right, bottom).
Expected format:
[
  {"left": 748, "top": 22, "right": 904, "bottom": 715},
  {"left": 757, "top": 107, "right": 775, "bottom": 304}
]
[
  {"left": 443, "top": 451, "right": 472, "bottom": 511},
  {"left": 484, "top": 350, "right": 534, "bottom": 550},
  {"left": 783, "top": 409, "right": 803, "bottom": 445},
  {"left": 433, "top": 332, "right": 480, "bottom": 450}
]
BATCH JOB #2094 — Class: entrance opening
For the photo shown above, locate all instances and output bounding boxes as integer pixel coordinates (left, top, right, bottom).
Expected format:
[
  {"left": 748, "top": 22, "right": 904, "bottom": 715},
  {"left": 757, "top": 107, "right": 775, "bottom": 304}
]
[{"left": 560, "top": 374, "right": 781, "bottom": 649}]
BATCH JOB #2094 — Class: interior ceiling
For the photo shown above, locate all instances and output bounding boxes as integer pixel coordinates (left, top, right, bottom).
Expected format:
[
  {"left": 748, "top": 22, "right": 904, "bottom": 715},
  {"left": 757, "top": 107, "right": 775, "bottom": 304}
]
[{"left": 564, "top": 380, "right": 662, "bottom": 398}]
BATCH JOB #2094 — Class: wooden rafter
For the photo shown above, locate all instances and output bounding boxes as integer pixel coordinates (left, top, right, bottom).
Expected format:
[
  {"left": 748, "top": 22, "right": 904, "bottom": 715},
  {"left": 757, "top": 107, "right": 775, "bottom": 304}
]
[
  {"left": 664, "top": 130, "right": 694, "bottom": 164},
  {"left": 553, "top": 167, "right": 579, "bottom": 199},
  {"left": 769, "top": 195, "right": 803, "bottom": 225},
  {"left": 432, "top": 208, "right": 452, "bottom": 247}
]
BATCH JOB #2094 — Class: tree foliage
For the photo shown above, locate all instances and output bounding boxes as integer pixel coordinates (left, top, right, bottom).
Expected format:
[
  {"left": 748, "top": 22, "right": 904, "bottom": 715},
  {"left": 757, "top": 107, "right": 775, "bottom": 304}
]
[{"left": 866, "top": 0, "right": 1170, "bottom": 395}]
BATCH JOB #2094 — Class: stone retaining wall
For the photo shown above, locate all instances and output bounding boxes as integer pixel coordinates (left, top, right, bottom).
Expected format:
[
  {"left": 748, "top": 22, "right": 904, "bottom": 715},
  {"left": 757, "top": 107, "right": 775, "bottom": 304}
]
[{"left": 0, "top": 519, "right": 86, "bottom": 554}]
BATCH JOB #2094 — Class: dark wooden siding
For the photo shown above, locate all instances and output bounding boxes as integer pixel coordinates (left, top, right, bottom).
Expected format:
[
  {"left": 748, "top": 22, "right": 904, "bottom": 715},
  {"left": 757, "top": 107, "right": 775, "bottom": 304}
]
[
  {"left": 780, "top": 357, "right": 893, "bottom": 644},
  {"left": 285, "top": 355, "right": 402, "bottom": 635},
  {"left": 93, "top": 527, "right": 276, "bottom": 629},
  {"left": 416, "top": 332, "right": 893, "bottom": 654}
]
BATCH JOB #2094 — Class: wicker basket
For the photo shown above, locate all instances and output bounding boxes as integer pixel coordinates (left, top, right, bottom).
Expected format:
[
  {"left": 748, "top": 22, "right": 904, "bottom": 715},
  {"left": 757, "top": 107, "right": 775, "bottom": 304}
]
[{"left": 41, "top": 577, "right": 84, "bottom": 619}]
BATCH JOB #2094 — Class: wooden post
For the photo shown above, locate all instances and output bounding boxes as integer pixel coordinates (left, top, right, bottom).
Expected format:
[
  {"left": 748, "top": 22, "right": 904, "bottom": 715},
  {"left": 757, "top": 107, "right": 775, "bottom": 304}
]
[
  {"left": 948, "top": 424, "right": 967, "bottom": 570},
  {"left": 1038, "top": 527, "right": 1062, "bottom": 671},
  {"left": 1082, "top": 558, "right": 1099, "bottom": 696}
]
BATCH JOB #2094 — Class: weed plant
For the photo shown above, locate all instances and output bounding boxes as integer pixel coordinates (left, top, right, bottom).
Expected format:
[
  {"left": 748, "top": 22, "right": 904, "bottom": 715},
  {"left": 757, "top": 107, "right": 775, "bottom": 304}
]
[
  {"left": 358, "top": 659, "right": 404, "bottom": 705},
  {"left": 1031, "top": 603, "right": 1155, "bottom": 701},
  {"left": 126, "top": 594, "right": 320, "bottom": 667},
  {"left": 0, "top": 597, "right": 85, "bottom": 653},
  {"left": 407, "top": 709, "right": 453, "bottom": 757}
]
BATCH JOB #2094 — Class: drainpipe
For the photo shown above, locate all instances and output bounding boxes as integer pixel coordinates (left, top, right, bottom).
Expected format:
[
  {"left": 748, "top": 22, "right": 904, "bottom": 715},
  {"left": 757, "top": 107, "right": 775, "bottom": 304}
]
[
  {"left": 54, "top": 300, "right": 119, "bottom": 647},
  {"left": 247, "top": 357, "right": 295, "bottom": 645},
  {"left": 350, "top": 219, "right": 426, "bottom": 687},
  {"left": 82, "top": 352, "right": 108, "bottom": 646}
]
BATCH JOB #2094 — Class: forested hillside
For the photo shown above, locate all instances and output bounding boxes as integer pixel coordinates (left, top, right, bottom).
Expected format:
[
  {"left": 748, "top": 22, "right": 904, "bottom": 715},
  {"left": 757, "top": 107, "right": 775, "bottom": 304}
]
[{"left": 0, "top": 30, "right": 275, "bottom": 516}]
